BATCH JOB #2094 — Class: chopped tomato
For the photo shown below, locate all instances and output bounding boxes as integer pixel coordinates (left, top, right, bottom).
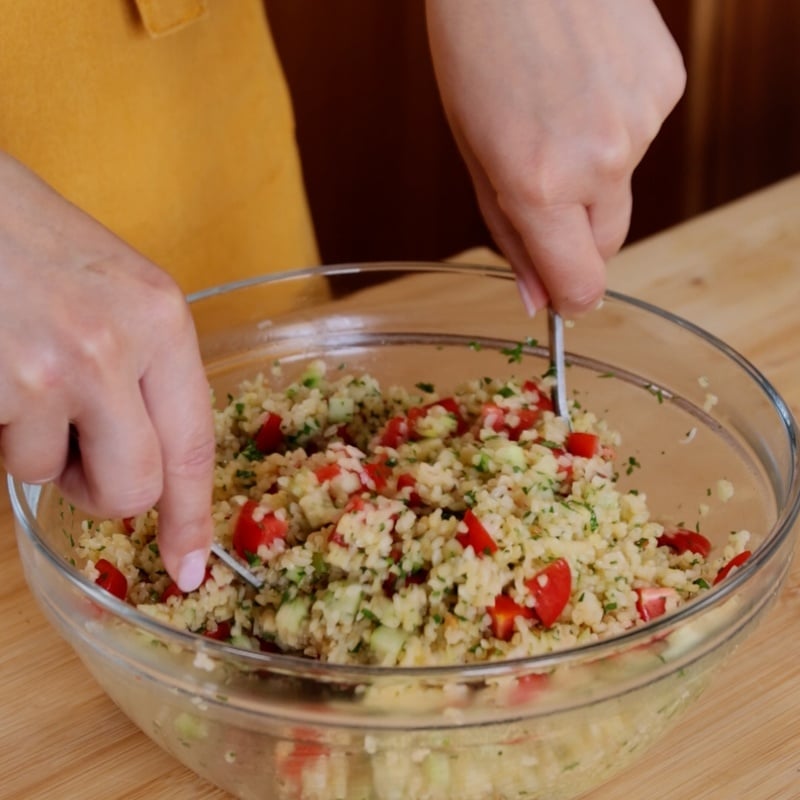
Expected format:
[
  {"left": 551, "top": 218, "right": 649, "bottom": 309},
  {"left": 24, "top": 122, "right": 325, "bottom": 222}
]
[
  {"left": 396, "top": 472, "right": 422, "bottom": 506},
  {"left": 160, "top": 567, "right": 213, "bottom": 603},
  {"left": 487, "top": 594, "right": 533, "bottom": 640},
  {"left": 714, "top": 550, "right": 752, "bottom": 585},
  {"left": 334, "top": 424, "right": 356, "bottom": 445},
  {"left": 507, "top": 407, "right": 541, "bottom": 440},
  {"left": 278, "top": 731, "right": 330, "bottom": 786},
  {"left": 313, "top": 463, "right": 342, "bottom": 484},
  {"left": 94, "top": 559, "right": 128, "bottom": 601},
  {"left": 232, "top": 499, "right": 288, "bottom": 561},
  {"left": 456, "top": 509, "right": 498, "bottom": 556},
  {"left": 524, "top": 558, "right": 572, "bottom": 627},
  {"left": 408, "top": 397, "right": 467, "bottom": 436},
  {"left": 479, "top": 403, "right": 540, "bottom": 440},
  {"left": 379, "top": 415, "right": 409, "bottom": 448},
  {"left": 254, "top": 411, "right": 284, "bottom": 453},
  {"left": 121, "top": 517, "right": 135, "bottom": 535},
  {"left": 522, "top": 380, "right": 554, "bottom": 412},
  {"left": 362, "top": 460, "right": 392, "bottom": 492},
  {"left": 507, "top": 672, "right": 549, "bottom": 705},
  {"left": 635, "top": 586, "right": 677, "bottom": 621},
  {"left": 657, "top": 528, "right": 712, "bottom": 559},
  {"left": 330, "top": 495, "right": 370, "bottom": 548},
  {"left": 202, "top": 619, "right": 232, "bottom": 641},
  {"left": 160, "top": 581, "right": 184, "bottom": 603},
  {"left": 480, "top": 402, "right": 507, "bottom": 433},
  {"left": 565, "top": 431, "right": 600, "bottom": 458}
]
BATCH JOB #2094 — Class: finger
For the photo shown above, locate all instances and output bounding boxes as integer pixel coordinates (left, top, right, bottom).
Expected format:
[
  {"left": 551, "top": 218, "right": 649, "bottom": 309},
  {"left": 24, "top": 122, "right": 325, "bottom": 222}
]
[
  {"left": 0, "top": 415, "right": 70, "bottom": 484},
  {"left": 141, "top": 312, "right": 215, "bottom": 592},
  {"left": 587, "top": 178, "right": 633, "bottom": 260},
  {"left": 501, "top": 201, "right": 607, "bottom": 317},
  {"left": 58, "top": 382, "right": 164, "bottom": 518},
  {"left": 454, "top": 134, "right": 549, "bottom": 314}
]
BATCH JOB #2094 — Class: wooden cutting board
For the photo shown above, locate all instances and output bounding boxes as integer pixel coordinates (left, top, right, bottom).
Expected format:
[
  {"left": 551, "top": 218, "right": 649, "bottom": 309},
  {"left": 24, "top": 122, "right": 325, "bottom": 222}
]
[{"left": 2, "top": 174, "right": 799, "bottom": 799}]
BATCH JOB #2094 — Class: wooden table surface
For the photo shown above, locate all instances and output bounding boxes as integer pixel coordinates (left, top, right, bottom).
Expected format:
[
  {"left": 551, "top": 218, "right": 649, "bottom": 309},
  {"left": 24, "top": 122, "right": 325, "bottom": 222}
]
[{"left": 2, "top": 175, "right": 800, "bottom": 799}]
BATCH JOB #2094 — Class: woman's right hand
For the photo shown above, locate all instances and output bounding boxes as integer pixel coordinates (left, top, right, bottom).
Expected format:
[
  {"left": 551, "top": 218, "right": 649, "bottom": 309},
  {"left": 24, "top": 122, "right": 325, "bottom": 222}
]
[{"left": 0, "top": 152, "right": 214, "bottom": 591}]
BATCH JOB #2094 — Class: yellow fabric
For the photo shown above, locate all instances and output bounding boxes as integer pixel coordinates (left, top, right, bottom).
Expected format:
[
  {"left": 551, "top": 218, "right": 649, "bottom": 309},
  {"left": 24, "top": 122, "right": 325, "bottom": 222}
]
[
  {"left": 135, "top": 0, "right": 209, "bottom": 38},
  {"left": 0, "top": 0, "right": 319, "bottom": 295}
]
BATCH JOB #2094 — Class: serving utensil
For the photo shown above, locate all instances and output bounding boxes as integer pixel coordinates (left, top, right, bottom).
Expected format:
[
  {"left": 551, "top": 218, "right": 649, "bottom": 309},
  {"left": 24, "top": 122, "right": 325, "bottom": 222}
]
[
  {"left": 210, "top": 541, "right": 263, "bottom": 589},
  {"left": 548, "top": 308, "right": 571, "bottom": 427}
]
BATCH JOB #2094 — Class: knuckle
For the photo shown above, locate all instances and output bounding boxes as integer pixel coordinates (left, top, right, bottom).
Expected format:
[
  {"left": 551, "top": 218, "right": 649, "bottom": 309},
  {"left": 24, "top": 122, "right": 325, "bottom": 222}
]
[
  {"left": 166, "top": 429, "right": 216, "bottom": 482},
  {"left": 590, "top": 125, "right": 634, "bottom": 181},
  {"left": 502, "top": 153, "right": 564, "bottom": 211},
  {"left": 96, "top": 476, "right": 163, "bottom": 519},
  {"left": 561, "top": 280, "right": 606, "bottom": 317},
  {"left": 15, "top": 345, "right": 68, "bottom": 396},
  {"left": 142, "top": 275, "right": 192, "bottom": 335}
]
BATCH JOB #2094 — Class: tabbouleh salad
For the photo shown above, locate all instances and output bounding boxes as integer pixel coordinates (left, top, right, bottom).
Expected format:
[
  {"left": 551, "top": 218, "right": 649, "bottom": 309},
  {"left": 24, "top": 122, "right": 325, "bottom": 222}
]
[{"left": 79, "top": 358, "right": 751, "bottom": 666}]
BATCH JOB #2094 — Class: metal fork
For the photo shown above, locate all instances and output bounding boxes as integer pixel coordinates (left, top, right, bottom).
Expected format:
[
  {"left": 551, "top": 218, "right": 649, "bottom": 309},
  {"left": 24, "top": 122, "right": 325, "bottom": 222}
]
[
  {"left": 548, "top": 308, "right": 571, "bottom": 428},
  {"left": 210, "top": 541, "right": 264, "bottom": 589}
]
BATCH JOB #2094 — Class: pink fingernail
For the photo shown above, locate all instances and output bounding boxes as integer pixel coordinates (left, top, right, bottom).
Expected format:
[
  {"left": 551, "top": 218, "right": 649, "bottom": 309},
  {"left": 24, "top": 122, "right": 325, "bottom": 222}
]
[
  {"left": 177, "top": 549, "right": 208, "bottom": 592},
  {"left": 515, "top": 280, "right": 538, "bottom": 318}
]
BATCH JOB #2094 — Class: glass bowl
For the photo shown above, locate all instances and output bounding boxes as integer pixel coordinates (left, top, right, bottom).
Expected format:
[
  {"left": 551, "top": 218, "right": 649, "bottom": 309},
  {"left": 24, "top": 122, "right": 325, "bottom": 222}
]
[{"left": 10, "top": 262, "right": 800, "bottom": 800}]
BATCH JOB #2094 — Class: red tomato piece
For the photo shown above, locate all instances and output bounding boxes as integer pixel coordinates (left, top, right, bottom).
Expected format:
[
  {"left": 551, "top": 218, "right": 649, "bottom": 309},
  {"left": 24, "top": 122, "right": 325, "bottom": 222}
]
[
  {"left": 713, "top": 550, "right": 752, "bottom": 585},
  {"left": 657, "top": 528, "right": 712, "bottom": 559},
  {"left": 635, "top": 586, "right": 677, "bottom": 621},
  {"left": 435, "top": 397, "right": 468, "bottom": 434},
  {"left": 524, "top": 558, "right": 572, "bottom": 627},
  {"left": 254, "top": 411, "right": 284, "bottom": 453},
  {"left": 362, "top": 460, "right": 392, "bottom": 492},
  {"left": 160, "top": 581, "right": 184, "bottom": 603},
  {"left": 523, "top": 380, "right": 554, "bottom": 410},
  {"left": 565, "top": 431, "right": 600, "bottom": 458},
  {"left": 314, "top": 463, "right": 342, "bottom": 484},
  {"left": 202, "top": 620, "right": 232, "bottom": 641},
  {"left": 456, "top": 509, "right": 498, "bottom": 556},
  {"left": 278, "top": 732, "right": 330, "bottom": 786},
  {"left": 480, "top": 402, "right": 507, "bottom": 433},
  {"left": 487, "top": 594, "right": 533, "bottom": 640},
  {"left": 379, "top": 415, "right": 409, "bottom": 448},
  {"left": 335, "top": 424, "right": 355, "bottom": 445},
  {"left": 232, "top": 500, "right": 288, "bottom": 561},
  {"left": 507, "top": 407, "right": 541, "bottom": 441},
  {"left": 480, "top": 404, "right": 540, "bottom": 440},
  {"left": 408, "top": 397, "right": 467, "bottom": 437},
  {"left": 160, "top": 568, "right": 214, "bottom": 603},
  {"left": 507, "top": 672, "right": 549, "bottom": 705},
  {"left": 121, "top": 517, "right": 135, "bottom": 535},
  {"left": 94, "top": 558, "right": 128, "bottom": 601},
  {"left": 396, "top": 472, "right": 422, "bottom": 506}
]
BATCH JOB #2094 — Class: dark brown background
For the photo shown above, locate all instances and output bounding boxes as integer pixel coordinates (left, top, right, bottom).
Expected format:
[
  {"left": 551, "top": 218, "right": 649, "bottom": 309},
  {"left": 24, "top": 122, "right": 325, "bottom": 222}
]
[{"left": 264, "top": 0, "right": 800, "bottom": 265}]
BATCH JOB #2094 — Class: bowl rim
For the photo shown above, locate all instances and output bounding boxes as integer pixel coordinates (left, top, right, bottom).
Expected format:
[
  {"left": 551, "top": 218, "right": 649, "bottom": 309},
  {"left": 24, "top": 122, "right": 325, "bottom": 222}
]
[{"left": 10, "top": 260, "right": 800, "bottom": 681}]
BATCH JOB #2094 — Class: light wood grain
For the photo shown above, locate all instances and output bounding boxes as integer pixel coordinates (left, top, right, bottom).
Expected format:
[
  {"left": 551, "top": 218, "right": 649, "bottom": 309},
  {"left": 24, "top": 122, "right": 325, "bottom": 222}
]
[{"left": 2, "top": 175, "right": 800, "bottom": 799}]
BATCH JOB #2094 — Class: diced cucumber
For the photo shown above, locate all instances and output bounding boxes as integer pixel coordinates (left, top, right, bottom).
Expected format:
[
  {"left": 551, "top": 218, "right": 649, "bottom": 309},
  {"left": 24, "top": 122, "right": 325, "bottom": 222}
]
[
  {"left": 370, "top": 625, "right": 407, "bottom": 663},
  {"left": 173, "top": 712, "right": 208, "bottom": 743},
  {"left": 328, "top": 395, "right": 355, "bottom": 423},
  {"left": 416, "top": 411, "right": 457, "bottom": 440},
  {"left": 324, "top": 584, "right": 362, "bottom": 623},
  {"left": 496, "top": 443, "right": 526, "bottom": 469},
  {"left": 284, "top": 565, "right": 307, "bottom": 584},
  {"left": 301, "top": 361, "right": 326, "bottom": 388},
  {"left": 229, "top": 634, "right": 255, "bottom": 651},
  {"left": 423, "top": 752, "right": 451, "bottom": 788},
  {"left": 276, "top": 596, "right": 311, "bottom": 640}
]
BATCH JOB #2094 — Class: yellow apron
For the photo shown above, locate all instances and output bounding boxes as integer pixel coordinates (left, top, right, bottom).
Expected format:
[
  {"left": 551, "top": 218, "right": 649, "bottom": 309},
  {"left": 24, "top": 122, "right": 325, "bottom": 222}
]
[{"left": 0, "top": 0, "right": 319, "bottom": 294}]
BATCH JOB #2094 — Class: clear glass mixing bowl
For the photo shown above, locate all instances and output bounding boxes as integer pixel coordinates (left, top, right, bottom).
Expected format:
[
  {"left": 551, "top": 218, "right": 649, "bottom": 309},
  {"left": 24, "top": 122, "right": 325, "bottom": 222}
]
[{"left": 10, "top": 263, "right": 800, "bottom": 800}]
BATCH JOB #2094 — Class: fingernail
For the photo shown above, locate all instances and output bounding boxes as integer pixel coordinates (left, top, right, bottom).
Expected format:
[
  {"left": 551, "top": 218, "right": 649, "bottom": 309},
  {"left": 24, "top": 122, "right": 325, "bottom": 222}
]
[
  {"left": 515, "top": 280, "right": 538, "bottom": 318},
  {"left": 177, "top": 549, "right": 208, "bottom": 592}
]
